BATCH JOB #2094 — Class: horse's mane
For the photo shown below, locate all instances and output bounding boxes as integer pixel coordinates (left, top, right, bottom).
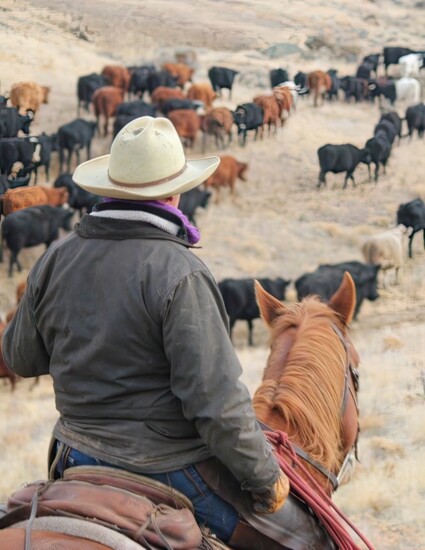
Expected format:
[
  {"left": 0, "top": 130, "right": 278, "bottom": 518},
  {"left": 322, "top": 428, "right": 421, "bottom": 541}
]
[{"left": 253, "top": 297, "right": 347, "bottom": 472}]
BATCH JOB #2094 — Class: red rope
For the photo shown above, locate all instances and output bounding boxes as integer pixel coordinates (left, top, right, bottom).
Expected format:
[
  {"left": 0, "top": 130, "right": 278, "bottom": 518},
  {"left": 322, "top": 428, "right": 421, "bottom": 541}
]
[{"left": 265, "top": 431, "right": 375, "bottom": 550}]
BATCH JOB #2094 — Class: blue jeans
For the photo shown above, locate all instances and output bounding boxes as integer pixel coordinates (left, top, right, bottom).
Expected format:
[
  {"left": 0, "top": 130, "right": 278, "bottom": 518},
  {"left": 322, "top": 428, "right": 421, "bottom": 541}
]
[{"left": 53, "top": 442, "right": 239, "bottom": 542}]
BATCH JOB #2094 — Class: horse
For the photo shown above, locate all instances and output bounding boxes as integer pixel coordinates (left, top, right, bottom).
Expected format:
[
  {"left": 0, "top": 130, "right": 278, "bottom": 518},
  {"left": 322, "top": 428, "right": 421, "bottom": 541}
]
[{"left": 0, "top": 272, "right": 372, "bottom": 549}]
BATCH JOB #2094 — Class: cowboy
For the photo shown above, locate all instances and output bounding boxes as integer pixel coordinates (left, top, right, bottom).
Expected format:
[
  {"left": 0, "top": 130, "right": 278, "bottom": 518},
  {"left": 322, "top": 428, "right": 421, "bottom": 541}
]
[{"left": 3, "top": 116, "right": 289, "bottom": 547}]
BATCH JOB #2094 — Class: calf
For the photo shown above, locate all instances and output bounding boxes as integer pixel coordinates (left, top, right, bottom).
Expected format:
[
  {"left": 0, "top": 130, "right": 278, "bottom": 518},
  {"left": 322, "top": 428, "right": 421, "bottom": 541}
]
[
  {"left": 178, "top": 188, "right": 211, "bottom": 225},
  {"left": 162, "top": 63, "right": 194, "bottom": 88},
  {"left": 147, "top": 70, "right": 178, "bottom": 95},
  {"left": 365, "top": 131, "right": 391, "bottom": 182},
  {"left": 0, "top": 137, "right": 38, "bottom": 177},
  {"left": 208, "top": 66, "right": 239, "bottom": 99},
  {"left": 340, "top": 76, "right": 368, "bottom": 102},
  {"left": 317, "top": 144, "right": 371, "bottom": 189},
  {"left": 161, "top": 98, "right": 203, "bottom": 116},
  {"left": 218, "top": 277, "right": 291, "bottom": 346},
  {"left": 356, "top": 62, "right": 374, "bottom": 80},
  {"left": 0, "top": 107, "right": 33, "bottom": 138},
  {"left": 361, "top": 225, "right": 411, "bottom": 285},
  {"left": 128, "top": 65, "right": 156, "bottom": 99},
  {"left": 368, "top": 78, "right": 396, "bottom": 105},
  {"left": 57, "top": 118, "right": 97, "bottom": 173},
  {"left": 2, "top": 185, "right": 69, "bottom": 216},
  {"left": 395, "top": 77, "right": 421, "bottom": 105},
  {"left": 233, "top": 103, "right": 264, "bottom": 146},
  {"left": 101, "top": 65, "right": 130, "bottom": 91},
  {"left": 362, "top": 53, "right": 380, "bottom": 75},
  {"left": 307, "top": 70, "right": 331, "bottom": 106},
  {"left": 327, "top": 69, "right": 340, "bottom": 101},
  {"left": 2, "top": 205, "right": 74, "bottom": 277},
  {"left": 295, "top": 261, "right": 380, "bottom": 319},
  {"left": 151, "top": 86, "right": 185, "bottom": 109},
  {"left": 272, "top": 86, "right": 294, "bottom": 123},
  {"left": 405, "top": 103, "right": 425, "bottom": 139},
  {"left": 54, "top": 173, "right": 100, "bottom": 217},
  {"left": 294, "top": 71, "right": 309, "bottom": 94},
  {"left": 398, "top": 53, "right": 423, "bottom": 77},
  {"left": 379, "top": 111, "right": 403, "bottom": 142},
  {"left": 204, "top": 155, "right": 248, "bottom": 203},
  {"left": 116, "top": 100, "right": 156, "bottom": 118},
  {"left": 396, "top": 198, "right": 425, "bottom": 258},
  {"left": 374, "top": 119, "right": 397, "bottom": 145},
  {"left": 167, "top": 109, "right": 201, "bottom": 149},
  {"left": 383, "top": 47, "right": 415, "bottom": 75},
  {"left": 92, "top": 86, "right": 125, "bottom": 136}
]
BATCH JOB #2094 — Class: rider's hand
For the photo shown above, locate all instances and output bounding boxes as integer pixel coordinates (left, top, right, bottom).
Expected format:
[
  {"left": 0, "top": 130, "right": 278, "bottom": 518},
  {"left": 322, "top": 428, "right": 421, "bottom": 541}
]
[{"left": 251, "top": 471, "right": 289, "bottom": 514}]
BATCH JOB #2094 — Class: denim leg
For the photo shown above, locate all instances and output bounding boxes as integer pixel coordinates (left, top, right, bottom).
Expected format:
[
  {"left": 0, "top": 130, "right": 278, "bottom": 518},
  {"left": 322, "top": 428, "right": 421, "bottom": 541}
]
[{"left": 146, "top": 467, "right": 239, "bottom": 542}]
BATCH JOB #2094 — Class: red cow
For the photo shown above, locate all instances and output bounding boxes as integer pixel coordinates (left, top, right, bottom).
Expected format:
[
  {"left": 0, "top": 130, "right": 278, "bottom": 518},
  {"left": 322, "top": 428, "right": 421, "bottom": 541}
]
[
  {"left": 200, "top": 107, "right": 234, "bottom": 151},
  {"left": 151, "top": 86, "right": 185, "bottom": 109},
  {"left": 253, "top": 94, "right": 281, "bottom": 135},
  {"left": 272, "top": 86, "right": 294, "bottom": 124},
  {"left": 187, "top": 83, "right": 217, "bottom": 109},
  {"left": 307, "top": 70, "right": 332, "bottom": 106},
  {"left": 2, "top": 186, "right": 69, "bottom": 215},
  {"left": 101, "top": 65, "right": 130, "bottom": 91},
  {"left": 162, "top": 63, "right": 194, "bottom": 88},
  {"left": 9, "top": 81, "right": 50, "bottom": 116},
  {"left": 92, "top": 86, "right": 125, "bottom": 136},
  {"left": 167, "top": 109, "right": 201, "bottom": 149},
  {"left": 204, "top": 155, "right": 248, "bottom": 202}
]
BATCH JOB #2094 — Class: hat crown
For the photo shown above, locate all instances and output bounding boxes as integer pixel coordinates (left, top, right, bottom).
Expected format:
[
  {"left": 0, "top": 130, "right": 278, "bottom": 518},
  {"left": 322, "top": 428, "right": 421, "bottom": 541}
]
[{"left": 108, "top": 117, "right": 186, "bottom": 185}]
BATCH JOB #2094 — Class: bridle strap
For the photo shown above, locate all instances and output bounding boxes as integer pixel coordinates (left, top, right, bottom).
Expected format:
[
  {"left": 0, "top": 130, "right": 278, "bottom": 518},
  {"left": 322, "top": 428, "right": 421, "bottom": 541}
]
[{"left": 258, "top": 421, "right": 339, "bottom": 491}]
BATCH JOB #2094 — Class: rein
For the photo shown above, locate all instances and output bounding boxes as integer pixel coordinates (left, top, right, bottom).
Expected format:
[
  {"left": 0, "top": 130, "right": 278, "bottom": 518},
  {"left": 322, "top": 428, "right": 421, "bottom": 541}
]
[{"left": 266, "top": 430, "right": 375, "bottom": 550}]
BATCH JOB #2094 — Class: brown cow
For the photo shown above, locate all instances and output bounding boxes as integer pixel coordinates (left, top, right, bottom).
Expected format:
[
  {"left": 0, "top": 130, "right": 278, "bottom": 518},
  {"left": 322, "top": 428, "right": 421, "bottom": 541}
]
[
  {"left": 162, "top": 63, "right": 194, "bottom": 88},
  {"left": 200, "top": 107, "right": 234, "bottom": 152},
  {"left": 272, "top": 86, "right": 293, "bottom": 124},
  {"left": 307, "top": 70, "right": 332, "bottom": 106},
  {"left": 204, "top": 155, "right": 248, "bottom": 203},
  {"left": 187, "top": 83, "right": 217, "bottom": 109},
  {"left": 92, "top": 86, "right": 125, "bottom": 136},
  {"left": 9, "top": 81, "right": 50, "bottom": 115},
  {"left": 151, "top": 86, "right": 185, "bottom": 109},
  {"left": 2, "top": 186, "right": 69, "bottom": 216},
  {"left": 253, "top": 94, "right": 280, "bottom": 135},
  {"left": 101, "top": 65, "right": 130, "bottom": 91},
  {"left": 167, "top": 109, "right": 201, "bottom": 149}
]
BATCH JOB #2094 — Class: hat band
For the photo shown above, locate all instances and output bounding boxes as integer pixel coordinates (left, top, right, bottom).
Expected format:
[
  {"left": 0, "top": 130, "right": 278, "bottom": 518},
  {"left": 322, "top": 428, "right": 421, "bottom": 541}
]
[{"left": 108, "top": 163, "right": 188, "bottom": 188}]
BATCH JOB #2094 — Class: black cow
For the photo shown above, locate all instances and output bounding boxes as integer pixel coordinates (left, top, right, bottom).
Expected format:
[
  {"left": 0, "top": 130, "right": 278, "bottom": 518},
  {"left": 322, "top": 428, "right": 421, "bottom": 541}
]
[
  {"left": 179, "top": 188, "right": 211, "bottom": 225},
  {"left": 54, "top": 173, "right": 101, "bottom": 217},
  {"left": 208, "top": 67, "right": 239, "bottom": 100},
  {"left": 368, "top": 78, "right": 396, "bottom": 105},
  {"left": 362, "top": 54, "right": 380, "bottom": 74},
  {"left": 33, "top": 133, "right": 58, "bottom": 183},
  {"left": 327, "top": 69, "right": 340, "bottom": 101},
  {"left": 356, "top": 62, "right": 374, "bottom": 80},
  {"left": 374, "top": 119, "right": 397, "bottom": 146},
  {"left": 116, "top": 100, "right": 156, "bottom": 117},
  {"left": 128, "top": 65, "right": 156, "bottom": 99},
  {"left": 404, "top": 103, "right": 425, "bottom": 139},
  {"left": 218, "top": 277, "right": 291, "bottom": 346},
  {"left": 383, "top": 47, "right": 415, "bottom": 75},
  {"left": 0, "top": 107, "right": 33, "bottom": 138},
  {"left": 270, "top": 68, "right": 289, "bottom": 88},
  {"left": 1, "top": 205, "right": 74, "bottom": 276},
  {"left": 340, "top": 76, "right": 367, "bottom": 102},
  {"left": 295, "top": 261, "right": 380, "bottom": 319},
  {"left": 396, "top": 198, "right": 425, "bottom": 258},
  {"left": 233, "top": 103, "right": 263, "bottom": 146},
  {"left": 365, "top": 131, "right": 392, "bottom": 182},
  {"left": 294, "top": 71, "right": 309, "bottom": 94},
  {"left": 77, "top": 73, "right": 107, "bottom": 114},
  {"left": 317, "top": 144, "right": 371, "bottom": 189},
  {"left": 379, "top": 111, "right": 403, "bottom": 142},
  {"left": 147, "top": 70, "right": 177, "bottom": 95},
  {"left": 0, "top": 137, "right": 38, "bottom": 177},
  {"left": 160, "top": 98, "right": 203, "bottom": 116},
  {"left": 57, "top": 119, "right": 97, "bottom": 174}
]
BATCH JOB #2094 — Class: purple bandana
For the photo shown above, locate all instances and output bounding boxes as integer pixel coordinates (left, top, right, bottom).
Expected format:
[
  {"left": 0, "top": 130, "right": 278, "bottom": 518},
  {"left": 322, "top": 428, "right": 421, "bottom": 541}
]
[{"left": 102, "top": 198, "right": 201, "bottom": 244}]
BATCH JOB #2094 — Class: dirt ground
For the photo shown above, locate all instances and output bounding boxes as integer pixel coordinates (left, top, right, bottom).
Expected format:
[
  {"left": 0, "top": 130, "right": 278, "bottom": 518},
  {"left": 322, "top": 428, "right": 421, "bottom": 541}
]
[{"left": 0, "top": 1, "right": 425, "bottom": 548}]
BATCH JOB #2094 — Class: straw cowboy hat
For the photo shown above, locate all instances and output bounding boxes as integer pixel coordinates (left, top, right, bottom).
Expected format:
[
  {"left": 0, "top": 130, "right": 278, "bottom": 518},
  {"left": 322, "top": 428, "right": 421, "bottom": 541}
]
[{"left": 73, "top": 116, "right": 220, "bottom": 200}]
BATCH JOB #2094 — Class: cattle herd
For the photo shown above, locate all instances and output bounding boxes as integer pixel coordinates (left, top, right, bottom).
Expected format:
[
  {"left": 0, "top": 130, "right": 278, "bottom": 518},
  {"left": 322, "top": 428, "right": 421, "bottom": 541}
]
[{"left": 0, "top": 44, "right": 425, "bottom": 384}]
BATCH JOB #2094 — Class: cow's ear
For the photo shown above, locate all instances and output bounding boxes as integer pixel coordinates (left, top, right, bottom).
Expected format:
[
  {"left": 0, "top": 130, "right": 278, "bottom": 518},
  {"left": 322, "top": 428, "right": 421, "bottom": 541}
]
[
  {"left": 255, "top": 280, "right": 286, "bottom": 327},
  {"left": 328, "top": 272, "right": 356, "bottom": 326}
]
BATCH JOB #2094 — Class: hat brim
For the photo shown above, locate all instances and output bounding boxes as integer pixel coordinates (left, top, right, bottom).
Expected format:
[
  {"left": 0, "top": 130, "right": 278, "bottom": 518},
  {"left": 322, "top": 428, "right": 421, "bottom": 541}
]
[{"left": 72, "top": 154, "right": 220, "bottom": 200}]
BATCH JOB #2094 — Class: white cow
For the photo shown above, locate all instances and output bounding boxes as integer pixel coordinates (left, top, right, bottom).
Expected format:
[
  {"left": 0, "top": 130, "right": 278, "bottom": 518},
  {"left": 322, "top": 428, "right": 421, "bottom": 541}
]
[
  {"left": 395, "top": 77, "right": 422, "bottom": 105},
  {"left": 361, "top": 224, "right": 412, "bottom": 286},
  {"left": 398, "top": 53, "right": 423, "bottom": 77}
]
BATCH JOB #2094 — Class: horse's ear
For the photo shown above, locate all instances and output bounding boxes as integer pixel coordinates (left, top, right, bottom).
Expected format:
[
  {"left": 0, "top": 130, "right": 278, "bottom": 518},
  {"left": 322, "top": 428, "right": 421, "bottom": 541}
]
[
  {"left": 255, "top": 280, "right": 286, "bottom": 327},
  {"left": 328, "top": 272, "right": 356, "bottom": 325}
]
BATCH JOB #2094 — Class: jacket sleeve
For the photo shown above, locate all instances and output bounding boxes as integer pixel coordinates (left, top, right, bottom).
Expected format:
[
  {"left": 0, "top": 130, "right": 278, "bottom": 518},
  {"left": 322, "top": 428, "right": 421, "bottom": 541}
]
[
  {"left": 162, "top": 269, "right": 279, "bottom": 493},
  {"left": 2, "top": 280, "right": 51, "bottom": 378}
]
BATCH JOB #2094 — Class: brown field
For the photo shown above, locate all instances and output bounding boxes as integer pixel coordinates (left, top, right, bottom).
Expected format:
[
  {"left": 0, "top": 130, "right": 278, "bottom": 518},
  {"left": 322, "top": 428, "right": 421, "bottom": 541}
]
[{"left": 0, "top": 1, "right": 424, "bottom": 548}]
